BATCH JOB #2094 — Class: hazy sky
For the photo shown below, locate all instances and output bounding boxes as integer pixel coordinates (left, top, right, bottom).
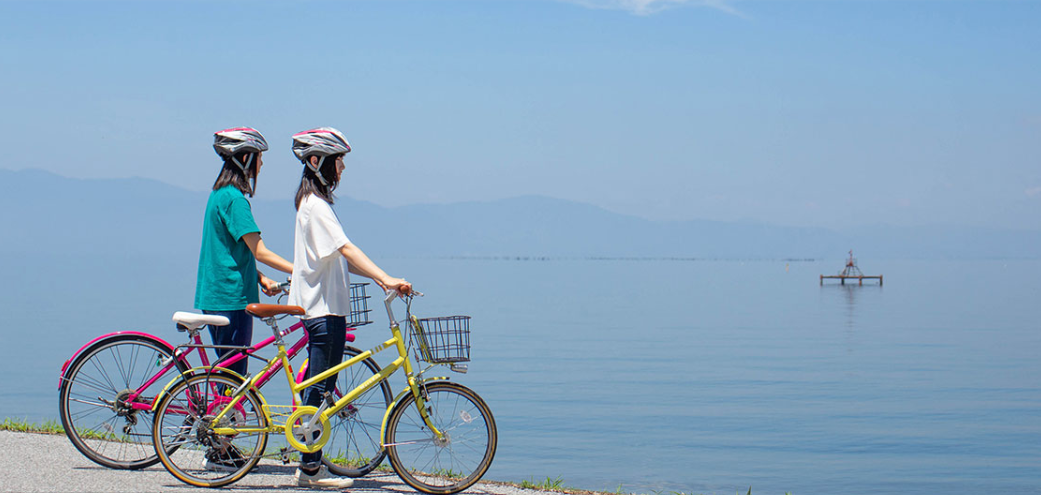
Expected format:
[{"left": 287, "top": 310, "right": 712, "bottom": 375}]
[{"left": 1, "top": 0, "right": 1038, "bottom": 230}]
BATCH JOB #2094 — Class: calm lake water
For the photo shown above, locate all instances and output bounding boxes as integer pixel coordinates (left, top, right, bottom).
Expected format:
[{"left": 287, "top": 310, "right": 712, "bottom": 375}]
[{"left": 4, "top": 255, "right": 1040, "bottom": 494}]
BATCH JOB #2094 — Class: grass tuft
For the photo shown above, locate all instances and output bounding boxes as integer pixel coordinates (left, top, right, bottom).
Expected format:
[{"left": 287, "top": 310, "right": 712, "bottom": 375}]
[
  {"left": 1, "top": 418, "right": 65, "bottom": 434},
  {"left": 521, "top": 475, "right": 567, "bottom": 490}
]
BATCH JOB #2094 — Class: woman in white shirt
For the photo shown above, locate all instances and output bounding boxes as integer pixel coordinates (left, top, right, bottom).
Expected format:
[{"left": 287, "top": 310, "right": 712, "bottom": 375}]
[{"left": 286, "top": 127, "right": 411, "bottom": 489}]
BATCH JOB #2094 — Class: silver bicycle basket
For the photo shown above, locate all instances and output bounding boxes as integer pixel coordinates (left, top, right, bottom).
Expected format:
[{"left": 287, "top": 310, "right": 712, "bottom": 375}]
[{"left": 408, "top": 315, "right": 471, "bottom": 364}]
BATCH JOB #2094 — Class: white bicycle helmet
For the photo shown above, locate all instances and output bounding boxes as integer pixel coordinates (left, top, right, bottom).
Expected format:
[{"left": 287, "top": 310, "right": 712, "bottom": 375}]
[
  {"left": 213, "top": 127, "right": 268, "bottom": 175},
  {"left": 292, "top": 127, "right": 351, "bottom": 186}
]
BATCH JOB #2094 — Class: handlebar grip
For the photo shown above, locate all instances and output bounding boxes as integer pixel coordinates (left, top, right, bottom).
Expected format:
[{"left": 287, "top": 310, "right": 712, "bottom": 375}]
[{"left": 384, "top": 288, "right": 423, "bottom": 302}]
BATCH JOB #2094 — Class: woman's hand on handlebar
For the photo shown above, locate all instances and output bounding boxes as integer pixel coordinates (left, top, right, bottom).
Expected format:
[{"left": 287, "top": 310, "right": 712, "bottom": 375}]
[
  {"left": 382, "top": 277, "right": 412, "bottom": 297},
  {"left": 259, "top": 274, "right": 285, "bottom": 297}
]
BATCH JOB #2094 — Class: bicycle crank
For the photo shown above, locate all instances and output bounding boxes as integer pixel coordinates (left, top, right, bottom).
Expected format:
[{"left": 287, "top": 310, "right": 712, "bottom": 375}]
[{"left": 285, "top": 406, "right": 330, "bottom": 454}]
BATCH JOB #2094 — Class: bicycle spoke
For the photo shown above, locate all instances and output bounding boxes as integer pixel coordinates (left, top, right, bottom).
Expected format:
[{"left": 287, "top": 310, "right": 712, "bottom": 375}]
[
  {"left": 110, "top": 346, "right": 131, "bottom": 389},
  {"left": 66, "top": 371, "right": 118, "bottom": 397},
  {"left": 385, "top": 383, "right": 495, "bottom": 493},
  {"left": 61, "top": 337, "right": 185, "bottom": 469},
  {"left": 153, "top": 373, "right": 267, "bottom": 487},
  {"left": 87, "top": 358, "right": 118, "bottom": 394}
]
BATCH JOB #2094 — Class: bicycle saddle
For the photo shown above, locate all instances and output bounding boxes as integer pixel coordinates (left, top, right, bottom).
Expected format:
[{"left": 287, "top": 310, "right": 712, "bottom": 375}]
[
  {"left": 246, "top": 303, "right": 305, "bottom": 318},
  {"left": 171, "top": 312, "right": 230, "bottom": 331}
]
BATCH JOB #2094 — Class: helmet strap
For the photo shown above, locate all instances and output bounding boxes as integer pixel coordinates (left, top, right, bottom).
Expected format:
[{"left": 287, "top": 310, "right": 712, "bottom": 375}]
[
  {"left": 230, "top": 154, "right": 249, "bottom": 174},
  {"left": 311, "top": 156, "right": 329, "bottom": 187},
  {"left": 231, "top": 154, "right": 256, "bottom": 197}
]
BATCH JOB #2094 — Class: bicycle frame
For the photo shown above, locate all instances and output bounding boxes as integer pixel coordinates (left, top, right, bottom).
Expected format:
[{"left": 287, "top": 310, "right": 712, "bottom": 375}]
[
  {"left": 60, "top": 319, "right": 316, "bottom": 412},
  {"left": 170, "top": 319, "right": 315, "bottom": 396},
  {"left": 206, "top": 291, "right": 444, "bottom": 448}
]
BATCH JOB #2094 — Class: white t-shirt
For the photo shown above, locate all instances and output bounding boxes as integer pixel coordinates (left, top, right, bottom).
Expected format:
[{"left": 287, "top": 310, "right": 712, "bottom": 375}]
[{"left": 288, "top": 194, "right": 352, "bottom": 319}]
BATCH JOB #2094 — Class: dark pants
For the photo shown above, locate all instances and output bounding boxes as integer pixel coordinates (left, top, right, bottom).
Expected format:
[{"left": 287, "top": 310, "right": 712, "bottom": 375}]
[
  {"left": 203, "top": 309, "right": 253, "bottom": 378},
  {"left": 301, "top": 315, "right": 347, "bottom": 468}
]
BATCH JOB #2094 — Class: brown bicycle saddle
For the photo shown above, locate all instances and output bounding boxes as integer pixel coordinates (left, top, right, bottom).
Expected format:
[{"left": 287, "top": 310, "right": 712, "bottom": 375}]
[{"left": 246, "top": 303, "right": 306, "bottom": 318}]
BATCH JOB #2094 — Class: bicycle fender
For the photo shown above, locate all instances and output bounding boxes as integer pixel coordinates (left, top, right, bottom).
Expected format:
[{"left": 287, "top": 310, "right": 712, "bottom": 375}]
[
  {"left": 59, "top": 332, "right": 176, "bottom": 390},
  {"left": 151, "top": 366, "right": 255, "bottom": 411},
  {"left": 380, "top": 376, "right": 450, "bottom": 446}
]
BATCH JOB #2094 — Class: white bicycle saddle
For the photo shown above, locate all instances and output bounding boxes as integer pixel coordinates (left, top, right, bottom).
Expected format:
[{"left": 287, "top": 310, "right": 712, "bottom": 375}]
[{"left": 171, "top": 311, "right": 230, "bottom": 331}]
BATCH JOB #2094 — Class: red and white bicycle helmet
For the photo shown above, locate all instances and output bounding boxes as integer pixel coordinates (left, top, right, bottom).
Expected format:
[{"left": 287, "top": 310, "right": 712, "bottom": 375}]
[
  {"left": 292, "top": 127, "right": 351, "bottom": 185},
  {"left": 213, "top": 127, "right": 269, "bottom": 175},
  {"left": 214, "top": 127, "right": 269, "bottom": 157}
]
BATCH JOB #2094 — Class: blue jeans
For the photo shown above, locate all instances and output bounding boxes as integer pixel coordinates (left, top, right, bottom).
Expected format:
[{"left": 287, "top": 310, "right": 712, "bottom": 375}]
[
  {"left": 301, "top": 315, "right": 347, "bottom": 468},
  {"left": 203, "top": 309, "right": 253, "bottom": 378}
]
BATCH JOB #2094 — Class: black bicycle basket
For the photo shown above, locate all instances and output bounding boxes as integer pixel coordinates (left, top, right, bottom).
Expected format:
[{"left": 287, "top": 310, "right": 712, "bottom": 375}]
[
  {"left": 347, "top": 283, "right": 373, "bottom": 327},
  {"left": 408, "top": 315, "right": 471, "bottom": 364}
]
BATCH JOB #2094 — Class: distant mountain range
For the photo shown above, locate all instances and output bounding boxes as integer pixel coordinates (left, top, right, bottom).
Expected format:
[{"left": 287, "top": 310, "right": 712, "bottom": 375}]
[{"left": 1, "top": 169, "right": 1038, "bottom": 260}]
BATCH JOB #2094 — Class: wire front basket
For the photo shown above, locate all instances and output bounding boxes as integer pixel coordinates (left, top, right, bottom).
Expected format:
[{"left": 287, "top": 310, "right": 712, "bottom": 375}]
[
  {"left": 408, "top": 315, "right": 471, "bottom": 364},
  {"left": 347, "top": 282, "right": 372, "bottom": 327}
]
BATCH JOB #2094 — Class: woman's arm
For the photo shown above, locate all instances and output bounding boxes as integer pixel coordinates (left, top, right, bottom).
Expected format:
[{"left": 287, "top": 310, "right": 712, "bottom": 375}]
[
  {"left": 339, "top": 242, "right": 410, "bottom": 293},
  {"left": 242, "top": 232, "right": 293, "bottom": 274},
  {"left": 257, "top": 271, "right": 283, "bottom": 296}
]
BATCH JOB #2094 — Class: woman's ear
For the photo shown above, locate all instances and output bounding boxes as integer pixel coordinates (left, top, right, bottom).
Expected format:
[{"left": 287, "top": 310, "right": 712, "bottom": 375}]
[{"left": 310, "top": 155, "right": 320, "bottom": 168}]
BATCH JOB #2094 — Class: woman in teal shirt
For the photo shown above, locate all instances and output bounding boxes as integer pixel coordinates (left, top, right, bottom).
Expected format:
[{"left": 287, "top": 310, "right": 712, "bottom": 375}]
[{"left": 195, "top": 127, "right": 293, "bottom": 379}]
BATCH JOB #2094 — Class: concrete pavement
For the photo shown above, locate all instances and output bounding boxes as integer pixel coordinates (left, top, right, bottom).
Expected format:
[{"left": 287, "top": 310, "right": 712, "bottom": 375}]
[{"left": 0, "top": 431, "right": 559, "bottom": 495}]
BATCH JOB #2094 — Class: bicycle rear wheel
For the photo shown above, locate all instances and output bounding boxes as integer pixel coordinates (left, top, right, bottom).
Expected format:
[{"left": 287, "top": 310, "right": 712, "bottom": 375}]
[
  {"left": 385, "top": 382, "right": 497, "bottom": 494},
  {"left": 322, "top": 345, "right": 394, "bottom": 477},
  {"left": 58, "top": 334, "right": 189, "bottom": 469},
  {"left": 152, "top": 372, "right": 267, "bottom": 488}
]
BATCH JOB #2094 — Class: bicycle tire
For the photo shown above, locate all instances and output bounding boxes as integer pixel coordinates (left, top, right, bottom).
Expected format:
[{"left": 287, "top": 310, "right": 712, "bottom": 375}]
[
  {"left": 152, "top": 371, "right": 268, "bottom": 488},
  {"left": 385, "top": 382, "right": 497, "bottom": 494},
  {"left": 58, "top": 334, "right": 190, "bottom": 469},
  {"left": 321, "top": 345, "right": 394, "bottom": 477}
]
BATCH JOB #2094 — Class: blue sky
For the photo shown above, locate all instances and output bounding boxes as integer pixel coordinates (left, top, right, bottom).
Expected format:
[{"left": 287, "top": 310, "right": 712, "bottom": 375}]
[{"left": 0, "top": 0, "right": 1038, "bottom": 230}]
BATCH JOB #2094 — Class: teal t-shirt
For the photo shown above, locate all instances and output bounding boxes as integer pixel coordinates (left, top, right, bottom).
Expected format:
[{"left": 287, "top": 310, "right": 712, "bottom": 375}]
[{"left": 194, "top": 186, "right": 261, "bottom": 310}]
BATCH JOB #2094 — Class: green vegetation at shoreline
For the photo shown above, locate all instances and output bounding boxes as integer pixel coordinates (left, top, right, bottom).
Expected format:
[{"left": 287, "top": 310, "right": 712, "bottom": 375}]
[
  {"left": 4, "top": 418, "right": 793, "bottom": 495},
  {"left": 1, "top": 418, "right": 65, "bottom": 434}
]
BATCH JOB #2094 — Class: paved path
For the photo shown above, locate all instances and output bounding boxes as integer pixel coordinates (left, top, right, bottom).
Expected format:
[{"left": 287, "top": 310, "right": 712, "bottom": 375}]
[{"left": 0, "top": 431, "right": 556, "bottom": 494}]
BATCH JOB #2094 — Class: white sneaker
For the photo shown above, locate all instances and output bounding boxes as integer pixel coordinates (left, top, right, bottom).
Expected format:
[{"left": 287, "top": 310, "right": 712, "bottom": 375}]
[
  {"left": 296, "top": 465, "right": 354, "bottom": 489},
  {"left": 204, "top": 459, "right": 239, "bottom": 472}
]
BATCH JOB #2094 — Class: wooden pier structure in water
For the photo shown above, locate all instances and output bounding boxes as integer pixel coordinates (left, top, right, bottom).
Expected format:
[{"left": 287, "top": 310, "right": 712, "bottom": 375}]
[{"left": 820, "top": 250, "right": 882, "bottom": 286}]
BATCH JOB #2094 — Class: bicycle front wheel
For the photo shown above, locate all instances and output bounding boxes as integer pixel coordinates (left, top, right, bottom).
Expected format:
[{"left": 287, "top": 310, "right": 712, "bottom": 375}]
[
  {"left": 58, "top": 334, "right": 189, "bottom": 469},
  {"left": 385, "top": 382, "right": 497, "bottom": 494},
  {"left": 322, "top": 345, "right": 393, "bottom": 477},
  {"left": 152, "top": 372, "right": 268, "bottom": 488}
]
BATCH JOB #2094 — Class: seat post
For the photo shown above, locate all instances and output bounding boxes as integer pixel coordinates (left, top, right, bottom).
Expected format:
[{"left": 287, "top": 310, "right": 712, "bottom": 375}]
[{"left": 263, "top": 317, "right": 284, "bottom": 344}]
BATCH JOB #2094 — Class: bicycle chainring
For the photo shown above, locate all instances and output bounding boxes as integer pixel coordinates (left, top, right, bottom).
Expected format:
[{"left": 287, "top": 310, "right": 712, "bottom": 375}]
[{"left": 285, "top": 406, "right": 330, "bottom": 454}]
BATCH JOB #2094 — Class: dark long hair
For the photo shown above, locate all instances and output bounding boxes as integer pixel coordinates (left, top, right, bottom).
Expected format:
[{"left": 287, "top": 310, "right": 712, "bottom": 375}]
[
  {"left": 212, "top": 153, "right": 256, "bottom": 197},
  {"left": 294, "top": 154, "right": 342, "bottom": 210}
]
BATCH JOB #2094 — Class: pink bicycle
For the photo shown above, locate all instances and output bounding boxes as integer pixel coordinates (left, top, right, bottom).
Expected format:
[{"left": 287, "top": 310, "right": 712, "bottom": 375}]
[{"left": 57, "top": 282, "right": 391, "bottom": 476}]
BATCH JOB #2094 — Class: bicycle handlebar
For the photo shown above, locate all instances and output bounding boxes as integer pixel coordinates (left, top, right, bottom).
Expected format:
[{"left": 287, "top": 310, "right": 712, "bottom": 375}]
[
  {"left": 275, "top": 279, "right": 417, "bottom": 326},
  {"left": 383, "top": 288, "right": 422, "bottom": 327}
]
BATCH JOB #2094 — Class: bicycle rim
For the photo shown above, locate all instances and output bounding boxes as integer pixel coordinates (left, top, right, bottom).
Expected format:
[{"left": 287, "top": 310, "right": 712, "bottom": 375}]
[
  {"left": 153, "top": 373, "right": 267, "bottom": 488},
  {"left": 58, "top": 335, "right": 187, "bottom": 469},
  {"left": 386, "top": 382, "right": 497, "bottom": 494}
]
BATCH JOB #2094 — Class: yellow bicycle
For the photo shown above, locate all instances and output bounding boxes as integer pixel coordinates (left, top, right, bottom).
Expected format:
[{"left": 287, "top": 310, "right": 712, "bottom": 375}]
[{"left": 150, "top": 290, "right": 496, "bottom": 494}]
